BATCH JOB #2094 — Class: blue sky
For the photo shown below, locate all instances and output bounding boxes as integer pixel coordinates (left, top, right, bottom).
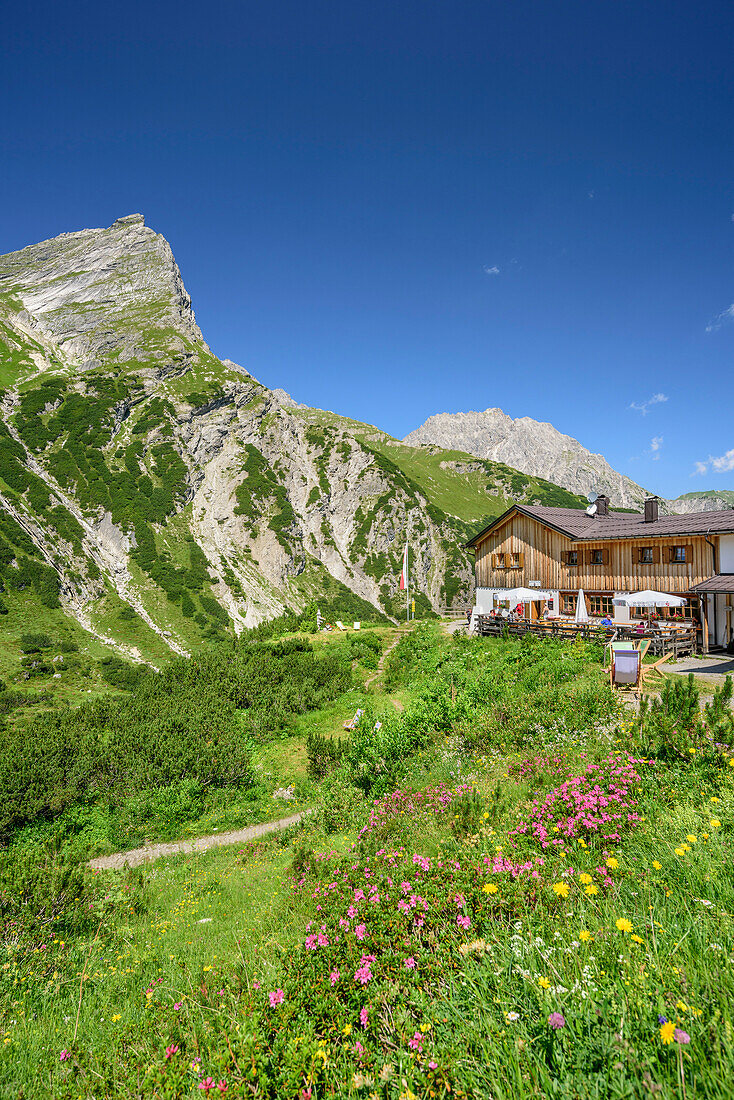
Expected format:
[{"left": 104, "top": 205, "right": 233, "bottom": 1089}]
[{"left": 2, "top": 0, "right": 733, "bottom": 499}]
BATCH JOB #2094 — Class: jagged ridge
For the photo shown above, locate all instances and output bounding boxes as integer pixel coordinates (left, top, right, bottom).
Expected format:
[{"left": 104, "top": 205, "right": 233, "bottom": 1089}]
[{"left": 0, "top": 216, "right": 590, "bottom": 671}]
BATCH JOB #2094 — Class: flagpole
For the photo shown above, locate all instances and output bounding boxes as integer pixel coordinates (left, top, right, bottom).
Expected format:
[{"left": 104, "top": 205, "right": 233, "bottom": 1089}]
[{"left": 406, "top": 544, "right": 410, "bottom": 623}]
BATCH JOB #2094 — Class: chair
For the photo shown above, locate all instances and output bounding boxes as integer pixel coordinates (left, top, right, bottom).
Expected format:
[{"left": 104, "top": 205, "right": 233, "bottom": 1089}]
[
  {"left": 353, "top": 622, "right": 361, "bottom": 630},
  {"left": 610, "top": 644, "right": 641, "bottom": 691},
  {"left": 343, "top": 708, "right": 364, "bottom": 731},
  {"left": 336, "top": 621, "right": 347, "bottom": 631}
]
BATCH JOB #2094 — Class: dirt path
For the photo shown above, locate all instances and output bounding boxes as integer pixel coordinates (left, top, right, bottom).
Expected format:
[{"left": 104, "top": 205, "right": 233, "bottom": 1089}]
[
  {"left": 92, "top": 631, "right": 412, "bottom": 873},
  {"left": 364, "top": 629, "right": 403, "bottom": 690},
  {"left": 88, "top": 812, "right": 304, "bottom": 871},
  {"left": 364, "top": 629, "right": 408, "bottom": 711}
]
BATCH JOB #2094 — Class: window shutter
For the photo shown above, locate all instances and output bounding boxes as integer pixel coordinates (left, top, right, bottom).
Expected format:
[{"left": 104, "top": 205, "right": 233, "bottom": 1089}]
[
  {"left": 667, "top": 546, "right": 675, "bottom": 563},
  {"left": 636, "top": 548, "right": 643, "bottom": 564},
  {"left": 576, "top": 549, "right": 585, "bottom": 566},
  {"left": 516, "top": 552, "right": 524, "bottom": 568},
  {"left": 684, "top": 544, "right": 692, "bottom": 564},
  {"left": 503, "top": 553, "right": 513, "bottom": 568},
  {"left": 652, "top": 547, "right": 660, "bottom": 564},
  {"left": 602, "top": 547, "right": 610, "bottom": 565}
]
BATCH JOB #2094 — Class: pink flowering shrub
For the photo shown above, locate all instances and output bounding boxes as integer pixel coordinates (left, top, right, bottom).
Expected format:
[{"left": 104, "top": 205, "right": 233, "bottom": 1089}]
[
  {"left": 355, "top": 783, "right": 472, "bottom": 851},
  {"left": 510, "top": 753, "right": 646, "bottom": 850}
]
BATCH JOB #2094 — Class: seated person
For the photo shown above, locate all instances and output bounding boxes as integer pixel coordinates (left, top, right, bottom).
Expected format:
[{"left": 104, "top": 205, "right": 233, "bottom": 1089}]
[
  {"left": 515, "top": 602, "right": 524, "bottom": 616},
  {"left": 601, "top": 615, "right": 613, "bottom": 626},
  {"left": 635, "top": 619, "right": 647, "bottom": 634}
]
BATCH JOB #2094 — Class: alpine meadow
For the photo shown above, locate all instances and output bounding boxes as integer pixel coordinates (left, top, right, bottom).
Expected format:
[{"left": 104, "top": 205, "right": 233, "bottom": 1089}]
[{"left": 0, "top": 216, "right": 732, "bottom": 1100}]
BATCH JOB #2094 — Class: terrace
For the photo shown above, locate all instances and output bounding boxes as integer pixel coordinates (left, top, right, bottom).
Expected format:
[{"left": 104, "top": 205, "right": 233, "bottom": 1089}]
[{"left": 473, "top": 613, "right": 697, "bottom": 658}]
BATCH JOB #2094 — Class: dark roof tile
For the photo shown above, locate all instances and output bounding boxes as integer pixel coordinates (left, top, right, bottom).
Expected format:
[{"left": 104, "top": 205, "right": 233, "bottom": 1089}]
[
  {"left": 519, "top": 504, "right": 734, "bottom": 541},
  {"left": 690, "top": 574, "right": 734, "bottom": 593}
]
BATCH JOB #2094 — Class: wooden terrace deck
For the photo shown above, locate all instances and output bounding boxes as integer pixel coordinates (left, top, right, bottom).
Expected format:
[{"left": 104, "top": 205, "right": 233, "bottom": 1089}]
[{"left": 474, "top": 615, "right": 697, "bottom": 657}]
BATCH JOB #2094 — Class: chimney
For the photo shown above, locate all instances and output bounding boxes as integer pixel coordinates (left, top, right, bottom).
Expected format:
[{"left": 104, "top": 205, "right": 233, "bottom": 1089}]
[
  {"left": 596, "top": 495, "right": 609, "bottom": 516},
  {"left": 644, "top": 497, "right": 659, "bottom": 523}
]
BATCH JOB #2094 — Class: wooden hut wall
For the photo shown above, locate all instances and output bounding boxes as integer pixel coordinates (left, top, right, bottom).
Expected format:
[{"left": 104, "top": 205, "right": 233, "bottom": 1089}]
[{"left": 474, "top": 513, "right": 715, "bottom": 593}]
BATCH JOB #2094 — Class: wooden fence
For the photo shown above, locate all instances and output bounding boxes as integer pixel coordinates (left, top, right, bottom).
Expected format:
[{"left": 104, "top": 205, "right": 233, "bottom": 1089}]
[
  {"left": 474, "top": 615, "right": 697, "bottom": 657},
  {"left": 438, "top": 607, "right": 469, "bottom": 621}
]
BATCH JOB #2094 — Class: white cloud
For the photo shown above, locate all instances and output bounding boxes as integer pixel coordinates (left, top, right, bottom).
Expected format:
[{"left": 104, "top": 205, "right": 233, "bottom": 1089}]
[
  {"left": 692, "top": 449, "right": 734, "bottom": 476},
  {"left": 588, "top": 190, "right": 595, "bottom": 199},
  {"left": 483, "top": 265, "right": 500, "bottom": 275},
  {"left": 712, "top": 449, "right": 734, "bottom": 472},
  {"left": 629, "top": 393, "right": 668, "bottom": 415},
  {"left": 649, "top": 436, "right": 663, "bottom": 460},
  {"left": 706, "top": 304, "right": 734, "bottom": 332}
]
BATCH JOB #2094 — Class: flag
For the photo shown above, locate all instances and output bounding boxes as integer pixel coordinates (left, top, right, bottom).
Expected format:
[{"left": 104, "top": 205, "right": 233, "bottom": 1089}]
[{"left": 399, "top": 543, "right": 409, "bottom": 590}]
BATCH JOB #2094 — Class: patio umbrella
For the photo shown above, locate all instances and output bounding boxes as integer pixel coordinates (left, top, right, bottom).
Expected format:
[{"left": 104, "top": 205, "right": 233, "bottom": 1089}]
[
  {"left": 574, "top": 588, "right": 589, "bottom": 624},
  {"left": 503, "top": 587, "right": 554, "bottom": 602},
  {"left": 612, "top": 590, "right": 686, "bottom": 607}
]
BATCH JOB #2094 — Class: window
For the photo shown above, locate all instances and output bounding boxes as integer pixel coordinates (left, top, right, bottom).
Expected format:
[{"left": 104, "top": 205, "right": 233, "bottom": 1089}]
[
  {"left": 564, "top": 550, "right": 578, "bottom": 567},
  {"left": 492, "top": 553, "right": 507, "bottom": 569},
  {"left": 590, "top": 549, "right": 604, "bottom": 565},
  {"left": 589, "top": 595, "right": 613, "bottom": 617},
  {"left": 671, "top": 546, "right": 686, "bottom": 563},
  {"left": 509, "top": 552, "right": 524, "bottom": 569},
  {"left": 637, "top": 547, "right": 660, "bottom": 564},
  {"left": 562, "top": 593, "right": 577, "bottom": 614}
]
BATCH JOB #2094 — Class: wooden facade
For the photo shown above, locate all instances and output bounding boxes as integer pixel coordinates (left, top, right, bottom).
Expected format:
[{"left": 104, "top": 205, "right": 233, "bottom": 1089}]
[{"left": 472, "top": 511, "right": 715, "bottom": 599}]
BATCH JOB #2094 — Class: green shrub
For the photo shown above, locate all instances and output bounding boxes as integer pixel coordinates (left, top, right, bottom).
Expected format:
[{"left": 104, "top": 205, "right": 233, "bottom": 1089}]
[
  {"left": 98, "top": 656, "right": 150, "bottom": 691},
  {"left": 19, "top": 632, "right": 53, "bottom": 653},
  {"left": 306, "top": 732, "right": 348, "bottom": 779}
]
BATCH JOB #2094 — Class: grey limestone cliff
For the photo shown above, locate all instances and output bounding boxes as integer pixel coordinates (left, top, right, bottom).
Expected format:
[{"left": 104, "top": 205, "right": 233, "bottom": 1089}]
[{"left": 404, "top": 408, "right": 651, "bottom": 511}]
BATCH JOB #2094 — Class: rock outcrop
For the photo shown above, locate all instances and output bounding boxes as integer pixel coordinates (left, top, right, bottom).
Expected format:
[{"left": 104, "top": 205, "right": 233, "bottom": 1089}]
[{"left": 404, "top": 408, "right": 651, "bottom": 510}]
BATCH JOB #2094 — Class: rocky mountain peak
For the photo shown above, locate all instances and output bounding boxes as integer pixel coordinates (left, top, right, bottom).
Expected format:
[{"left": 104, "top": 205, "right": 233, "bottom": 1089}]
[
  {"left": 112, "top": 213, "right": 146, "bottom": 227},
  {"left": 0, "top": 215, "right": 204, "bottom": 366},
  {"left": 404, "top": 407, "right": 651, "bottom": 510}
]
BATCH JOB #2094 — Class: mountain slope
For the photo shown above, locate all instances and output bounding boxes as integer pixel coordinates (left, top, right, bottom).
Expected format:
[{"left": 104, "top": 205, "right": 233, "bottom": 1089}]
[
  {"left": 668, "top": 490, "right": 734, "bottom": 513},
  {"left": 0, "top": 216, "right": 589, "bottom": 673},
  {"left": 404, "top": 407, "right": 652, "bottom": 510}
]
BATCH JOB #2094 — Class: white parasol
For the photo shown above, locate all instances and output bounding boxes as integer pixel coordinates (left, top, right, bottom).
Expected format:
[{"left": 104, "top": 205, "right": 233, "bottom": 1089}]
[
  {"left": 574, "top": 588, "right": 590, "bottom": 624},
  {"left": 502, "top": 587, "right": 554, "bottom": 602},
  {"left": 612, "top": 590, "right": 686, "bottom": 608}
]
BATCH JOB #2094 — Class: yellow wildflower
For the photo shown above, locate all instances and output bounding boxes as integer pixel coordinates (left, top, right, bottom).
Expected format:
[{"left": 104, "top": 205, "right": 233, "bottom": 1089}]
[
  {"left": 686, "top": 835, "right": 697, "bottom": 844},
  {"left": 482, "top": 883, "right": 498, "bottom": 894},
  {"left": 579, "top": 873, "right": 593, "bottom": 885},
  {"left": 111, "top": 1014, "right": 121, "bottom": 1022},
  {"left": 631, "top": 935, "right": 644, "bottom": 944},
  {"left": 342, "top": 1024, "right": 352, "bottom": 1036},
  {"left": 674, "top": 847, "right": 686, "bottom": 857},
  {"left": 710, "top": 819, "right": 721, "bottom": 828},
  {"left": 585, "top": 883, "right": 599, "bottom": 896},
  {"left": 615, "top": 918, "right": 633, "bottom": 934},
  {"left": 660, "top": 1022, "right": 675, "bottom": 1044},
  {"left": 579, "top": 930, "right": 591, "bottom": 942},
  {"left": 605, "top": 857, "right": 619, "bottom": 870},
  {"left": 538, "top": 977, "right": 550, "bottom": 989},
  {"left": 652, "top": 861, "right": 662, "bottom": 870}
]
